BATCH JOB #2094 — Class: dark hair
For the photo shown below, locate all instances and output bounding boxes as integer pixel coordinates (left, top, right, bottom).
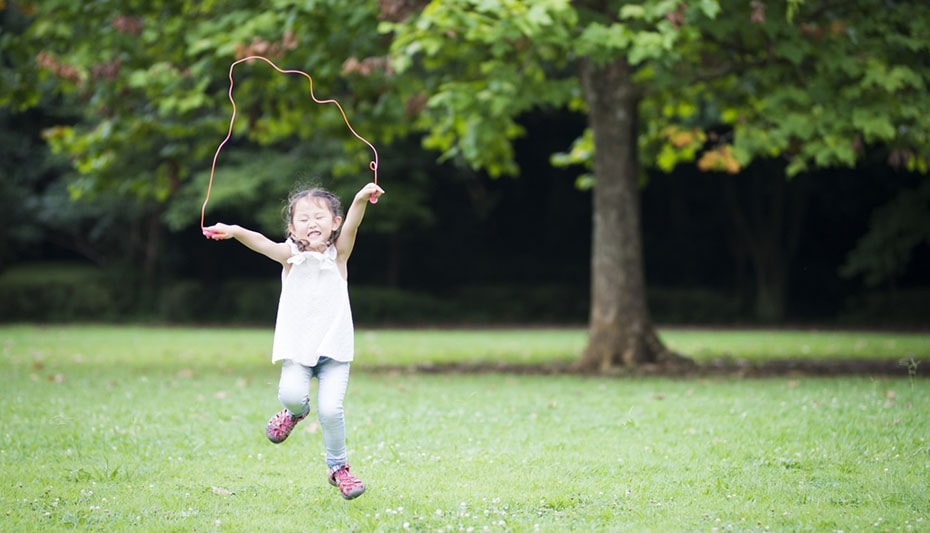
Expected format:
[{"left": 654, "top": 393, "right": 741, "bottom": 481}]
[{"left": 284, "top": 188, "right": 342, "bottom": 251}]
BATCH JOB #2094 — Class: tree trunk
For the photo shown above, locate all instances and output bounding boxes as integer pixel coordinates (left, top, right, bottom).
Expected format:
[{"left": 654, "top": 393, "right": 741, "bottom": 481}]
[
  {"left": 576, "top": 58, "right": 686, "bottom": 372},
  {"left": 722, "top": 162, "right": 809, "bottom": 323},
  {"left": 142, "top": 208, "right": 163, "bottom": 290},
  {"left": 387, "top": 232, "right": 401, "bottom": 287}
]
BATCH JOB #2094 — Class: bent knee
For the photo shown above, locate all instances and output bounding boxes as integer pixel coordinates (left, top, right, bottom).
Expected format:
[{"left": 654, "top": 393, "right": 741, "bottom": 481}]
[{"left": 278, "top": 390, "right": 309, "bottom": 414}]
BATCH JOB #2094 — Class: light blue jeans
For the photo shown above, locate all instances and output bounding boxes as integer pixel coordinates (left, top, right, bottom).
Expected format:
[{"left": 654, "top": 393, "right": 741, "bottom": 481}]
[{"left": 277, "top": 357, "right": 351, "bottom": 470}]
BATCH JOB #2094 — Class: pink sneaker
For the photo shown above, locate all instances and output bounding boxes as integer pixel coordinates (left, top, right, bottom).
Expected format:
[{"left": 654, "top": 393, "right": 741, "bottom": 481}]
[
  {"left": 265, "top": 408, "right": 307, "bottom": 444},
  {"left": 329, "top": 464, "right": 365, "bottom": 500}
]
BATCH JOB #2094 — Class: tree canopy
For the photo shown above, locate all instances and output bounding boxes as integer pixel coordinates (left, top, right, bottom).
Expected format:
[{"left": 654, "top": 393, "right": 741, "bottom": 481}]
[
  {"left": 2, "top": 0, "right": 427, "bottom": 287},
  {"left": 2, "top": 0, "right": 928, "bottom": 368},
  {"left": 379, "top": 0, "right": 930, "bottom": 367}
]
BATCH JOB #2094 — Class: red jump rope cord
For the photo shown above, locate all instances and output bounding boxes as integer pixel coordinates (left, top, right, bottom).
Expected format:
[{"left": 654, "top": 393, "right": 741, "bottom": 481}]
[{"left": 200, "top": 55, "right": 380, "bottom": 233}]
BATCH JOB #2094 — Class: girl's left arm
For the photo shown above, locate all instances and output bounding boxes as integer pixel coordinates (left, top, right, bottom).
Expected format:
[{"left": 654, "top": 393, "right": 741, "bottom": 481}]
[{"left": 336, "top": 183, "right": 384, "bottom": 261}]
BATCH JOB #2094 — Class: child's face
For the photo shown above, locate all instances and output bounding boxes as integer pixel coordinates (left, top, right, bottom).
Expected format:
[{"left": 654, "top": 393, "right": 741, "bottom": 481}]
[{"left": 288, "top": 196, "right": 341, "bottom": 250}]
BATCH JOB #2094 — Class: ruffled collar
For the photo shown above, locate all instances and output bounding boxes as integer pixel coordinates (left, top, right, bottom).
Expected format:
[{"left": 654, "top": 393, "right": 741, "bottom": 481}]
[{"left": 286, "top": 240, "right": 337, "bottom": 270}]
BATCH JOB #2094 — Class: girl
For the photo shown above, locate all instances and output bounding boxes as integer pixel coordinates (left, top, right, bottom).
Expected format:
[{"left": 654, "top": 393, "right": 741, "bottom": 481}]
[{"left": 204, "top": 182, "right": 384, "bottom": 500}]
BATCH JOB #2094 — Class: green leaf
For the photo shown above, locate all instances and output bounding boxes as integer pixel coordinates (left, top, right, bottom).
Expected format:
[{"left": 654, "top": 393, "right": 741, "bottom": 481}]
[
  {"left": 619, "top": 5, "right": 646, "bottom": 20},
  {"left": 851, "top": 110, "right": 896, "bottom": 143}
]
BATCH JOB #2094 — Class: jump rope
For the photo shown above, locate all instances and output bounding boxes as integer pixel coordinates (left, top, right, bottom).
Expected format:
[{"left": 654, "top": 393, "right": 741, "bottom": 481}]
[{"left": 200, "top": 55, "right": 380, "bottom": 238}]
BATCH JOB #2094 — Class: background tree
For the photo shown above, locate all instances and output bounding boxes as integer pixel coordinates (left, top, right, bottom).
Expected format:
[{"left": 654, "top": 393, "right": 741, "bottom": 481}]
[
  {"left": 381, "top": 0, "right": 930, "bottom": 370},
  {"left": 2, "top": 0, "right": 425, "bottom": 300},
  {"left": 840, "top": 178, "right": 930, "bottom": 291},
  {"left": 645, "top": 0, "right": 930, "bottom": 322},
  {"left": 4, "top": 0, "right": 928, "bottom": 342},
  {"left": 383, "top": 0, "right": 722, "bottom": 370}
]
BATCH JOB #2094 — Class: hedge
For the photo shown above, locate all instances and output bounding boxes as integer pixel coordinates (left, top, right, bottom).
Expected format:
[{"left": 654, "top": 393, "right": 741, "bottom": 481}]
[{"left": 3, "top": 263, "right": 926, "bottom": 327}]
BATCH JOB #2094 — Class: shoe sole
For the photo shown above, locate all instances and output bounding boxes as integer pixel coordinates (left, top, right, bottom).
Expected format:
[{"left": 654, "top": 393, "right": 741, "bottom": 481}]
[{"left": 341, "top": 486, "right": 365, "bottom": 500}]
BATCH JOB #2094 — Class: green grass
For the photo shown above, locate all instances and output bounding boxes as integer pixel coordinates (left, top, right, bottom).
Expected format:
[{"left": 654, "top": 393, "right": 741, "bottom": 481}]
[
  {"left": 2, "top": 325, "right": 928, "bottom": 369},
  {"left": 364, "top": 327, "right": 930, "bottom": 366},
  {"left": 2, "top": 325, "right": 929, "bottom": 531}
]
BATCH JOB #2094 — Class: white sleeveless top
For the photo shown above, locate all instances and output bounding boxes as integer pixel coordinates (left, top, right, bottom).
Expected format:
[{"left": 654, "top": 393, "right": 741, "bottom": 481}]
[{"left": 271, "top": 241, "right": 354, "bottom": 366}]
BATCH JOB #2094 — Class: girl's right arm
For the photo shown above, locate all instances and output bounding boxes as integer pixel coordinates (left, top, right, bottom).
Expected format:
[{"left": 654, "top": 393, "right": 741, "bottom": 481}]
[{"left": 203, "top": 223, "right": 291, "bottom": 264}]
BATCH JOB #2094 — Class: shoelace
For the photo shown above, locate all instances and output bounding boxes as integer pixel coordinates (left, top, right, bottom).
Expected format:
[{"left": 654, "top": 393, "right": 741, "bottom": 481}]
[
  {"left": 269, "top": 411, "right": 299, "bottom": 435},
  {"left": 333, "top": 467, "right": 363, "bottom": 488}
]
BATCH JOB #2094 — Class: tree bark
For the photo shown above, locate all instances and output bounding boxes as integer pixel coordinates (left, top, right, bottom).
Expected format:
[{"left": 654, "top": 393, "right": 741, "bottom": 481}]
[{"left": 576, "top": 58, "right": 686, "bottom": 371}]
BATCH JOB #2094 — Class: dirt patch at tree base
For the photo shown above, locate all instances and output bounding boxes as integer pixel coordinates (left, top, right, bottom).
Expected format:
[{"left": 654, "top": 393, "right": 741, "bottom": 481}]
[{"left": 367, "top": 358, "right": 927, "bottom": 379}]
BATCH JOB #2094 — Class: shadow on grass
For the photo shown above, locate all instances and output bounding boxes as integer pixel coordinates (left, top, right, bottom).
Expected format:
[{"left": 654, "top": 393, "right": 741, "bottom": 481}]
[{"left": 365, "top": 357, "right": 928, "bottom": 378}]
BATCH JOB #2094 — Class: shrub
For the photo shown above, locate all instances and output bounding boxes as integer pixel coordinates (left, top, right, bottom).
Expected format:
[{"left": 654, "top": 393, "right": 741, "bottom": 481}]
[
  {"left": 157, "top": 280, "right": 211, "bottom": 323},
  {"left": 0, "top": 262, "right": 119, "bottom": 322},
  {"left": 838, "top": 287, "right": 930, "bottom": 328},
  {"left": 448, "top": 283, "right": 588, "bottom": 324},
  {"left": 223, "top": 278, "right": 280, "bottom": 323},
  {"left": 350, "top": 285, "right": 452, "bottom": 325},
  {"left": 647, "top": 287, "right": 743, "bottom": 324}
]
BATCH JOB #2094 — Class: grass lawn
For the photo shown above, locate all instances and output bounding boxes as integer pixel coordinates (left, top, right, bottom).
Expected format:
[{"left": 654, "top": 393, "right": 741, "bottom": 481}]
[{"left": 1, "top": 325, "right": 928, "bottom": 531}]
